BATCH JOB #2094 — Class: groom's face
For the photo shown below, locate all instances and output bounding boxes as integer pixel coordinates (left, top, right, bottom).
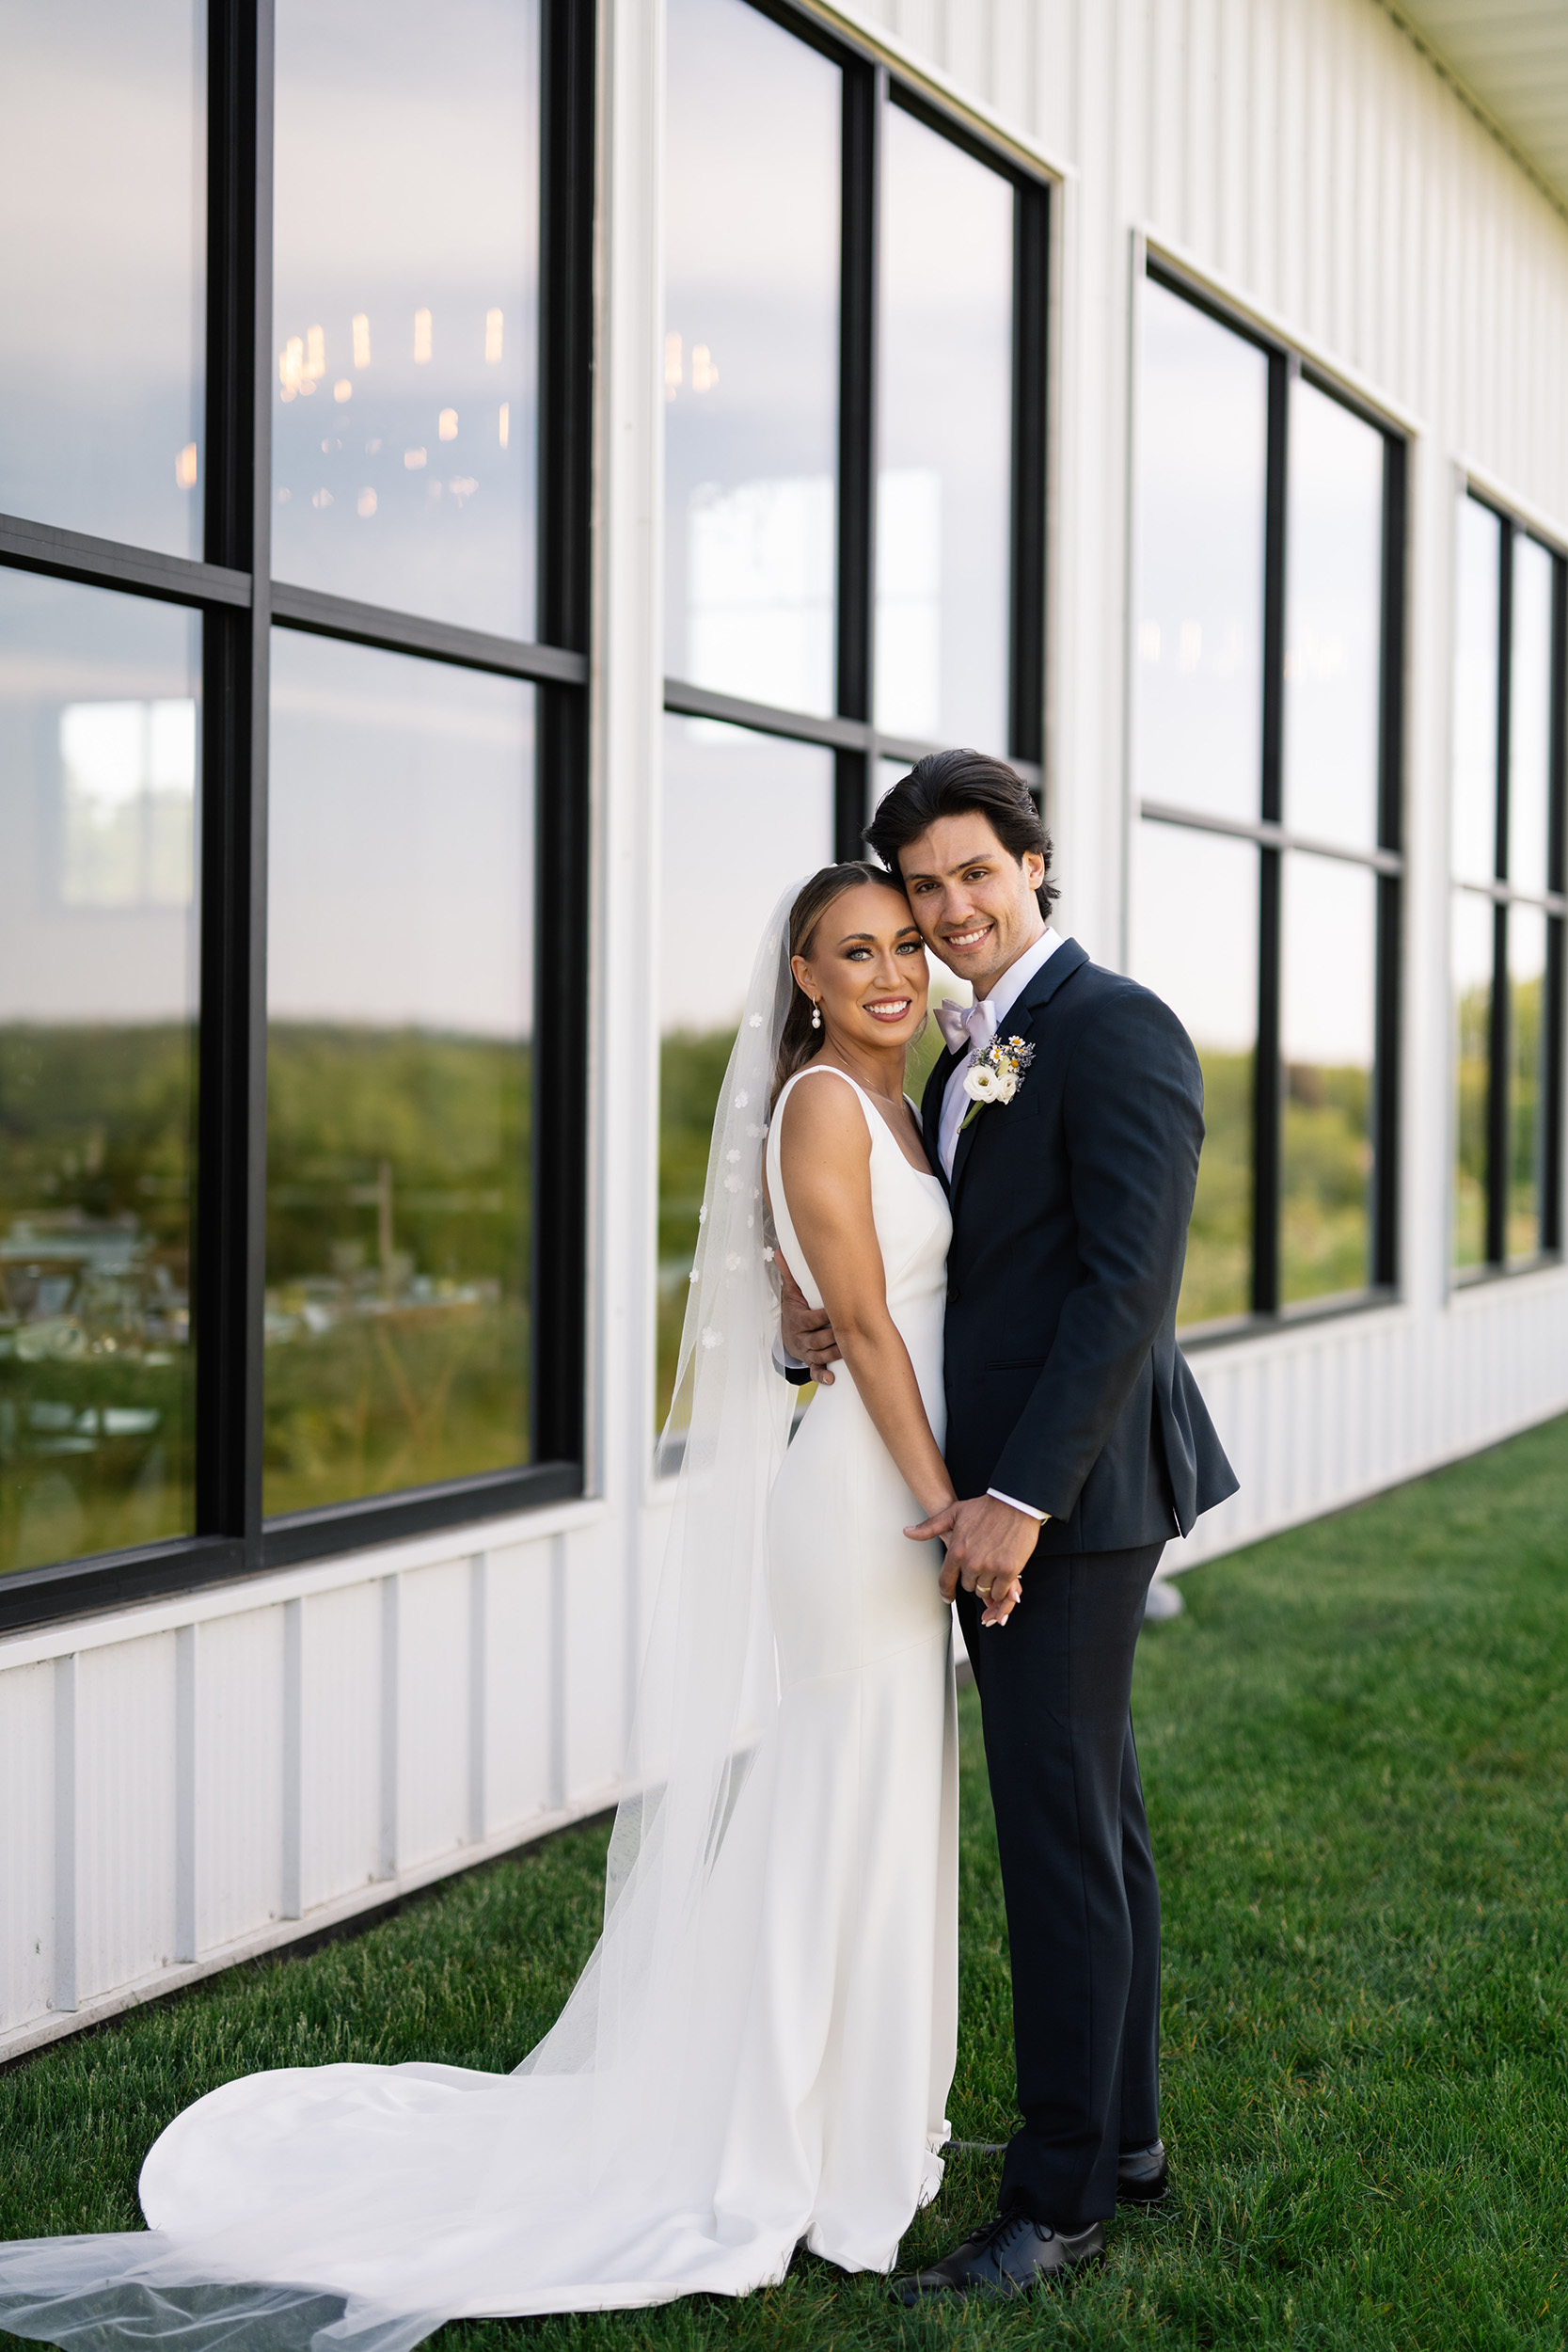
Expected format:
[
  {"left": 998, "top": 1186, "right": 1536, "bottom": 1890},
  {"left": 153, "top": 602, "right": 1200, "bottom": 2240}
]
[{"left": 896, "top": 815, "right": 1047, "bottom": 995}]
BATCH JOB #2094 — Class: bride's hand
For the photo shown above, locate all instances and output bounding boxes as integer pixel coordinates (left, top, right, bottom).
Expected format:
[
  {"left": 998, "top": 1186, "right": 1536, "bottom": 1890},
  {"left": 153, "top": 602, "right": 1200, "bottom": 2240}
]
[{"left": 978, "top": 1575, "right": 1023, "bottom": 1629}]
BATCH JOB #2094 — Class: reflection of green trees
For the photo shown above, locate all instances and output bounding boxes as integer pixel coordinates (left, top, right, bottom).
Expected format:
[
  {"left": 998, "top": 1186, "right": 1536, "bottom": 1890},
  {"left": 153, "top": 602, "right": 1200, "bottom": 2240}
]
[
  {"left": 1508, "top": 974, "right": 1543, "bottom": 1261},
  {"left": 1180, "top": 1051, "right": 1252, "bottom": 1326},
  {"left": 1282, "top": 1059, "right": 1371, "bottom": 1303},
  {"left": 0, "top": 1023, "right": 196, "bottom": 1576},
  {"left": 657, "top": 1026, "right": 736, "bottom": 1431},
  {"left": 264, "top": 1025, "right": 531, "bottom": 1516},
  {"left": 1455, "top": 977, "right": 1490, "bottom": 1269},
  {"left": 1180, "top": 1050, "right": 1374, "bottom": 1324},
  {"left": 1452, "top": 972, "right": 1544, "bottom": 1267}
]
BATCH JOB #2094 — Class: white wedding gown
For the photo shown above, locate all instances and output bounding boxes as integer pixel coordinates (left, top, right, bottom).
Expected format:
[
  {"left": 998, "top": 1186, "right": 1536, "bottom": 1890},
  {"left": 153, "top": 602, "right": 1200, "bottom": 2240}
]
[{"left": 0, "top": 1059, "right": 958, "bottom": 2348}]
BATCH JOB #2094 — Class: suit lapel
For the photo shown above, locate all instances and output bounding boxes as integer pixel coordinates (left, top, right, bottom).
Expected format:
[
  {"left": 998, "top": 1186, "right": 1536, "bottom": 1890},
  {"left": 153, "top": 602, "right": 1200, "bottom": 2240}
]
[{"left": 948, "top": 937, "right": 1089, "bottom": 1206}]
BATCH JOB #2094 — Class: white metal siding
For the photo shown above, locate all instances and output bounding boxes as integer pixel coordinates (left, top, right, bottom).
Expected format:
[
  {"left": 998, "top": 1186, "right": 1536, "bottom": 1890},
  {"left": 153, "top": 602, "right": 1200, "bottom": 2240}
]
[{"left": 4, "top": 0, "right": 1567, "bottom": 2062}]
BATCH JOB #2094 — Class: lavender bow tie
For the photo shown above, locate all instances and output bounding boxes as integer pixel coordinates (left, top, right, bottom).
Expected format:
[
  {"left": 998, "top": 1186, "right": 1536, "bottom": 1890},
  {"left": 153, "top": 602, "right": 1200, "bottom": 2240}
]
[{"left": 934, "top": 1000, "right": 997, "bottom": 1057}]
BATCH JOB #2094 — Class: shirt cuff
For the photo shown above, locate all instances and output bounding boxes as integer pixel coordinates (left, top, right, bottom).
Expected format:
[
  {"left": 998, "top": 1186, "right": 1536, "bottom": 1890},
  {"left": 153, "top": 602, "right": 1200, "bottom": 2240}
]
[{"left": 987, "top": 1486, "right": 1049, "bottom": 1523}]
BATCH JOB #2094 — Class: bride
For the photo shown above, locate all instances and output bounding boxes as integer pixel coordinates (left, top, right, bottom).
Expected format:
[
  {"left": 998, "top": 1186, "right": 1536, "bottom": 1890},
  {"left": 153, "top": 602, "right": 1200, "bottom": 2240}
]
[{"left": 0, "top": 864, "right": 1011, "bottom": 2350}]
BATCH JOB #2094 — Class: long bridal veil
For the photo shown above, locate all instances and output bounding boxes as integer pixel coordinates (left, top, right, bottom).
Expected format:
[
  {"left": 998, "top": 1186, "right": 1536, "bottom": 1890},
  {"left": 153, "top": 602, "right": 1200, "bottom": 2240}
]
[{"left": 0, "top": 885, "right": 809, "bottom": 2349}]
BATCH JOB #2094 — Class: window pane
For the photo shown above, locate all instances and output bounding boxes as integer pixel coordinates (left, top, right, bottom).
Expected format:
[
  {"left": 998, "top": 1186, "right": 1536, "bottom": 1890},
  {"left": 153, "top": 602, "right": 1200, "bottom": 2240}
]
[
  {"left": 1136, "top": 280, "right": 1268, "bottom": 823},
  {"left": 1507, "top": 902, "right": 1548, "bottom": 1263},
  {"left": 1283, "top": 381, "right": 1385, "bottom": 850},
  {"left": 1130, "top": 822, "right": 1258, "bottom": 1327},
  {"left": 1451, "top": 888, "right": 1494, "bottom": 1272},
  {"left": 266, "top": 633, "right": 534, "bottom": 1516},
  {"left": 877, "top": 107, "right": 1012, "bottom": 750},
  {"left": 664, "top": 0, "right": 839, "bottom": 715},
  {"left": 1280, "top": 853, "right": 1375, "bottom": 1304},
  {"left": 1508, "top": 535, "right": 1554, "bottom": 898},
  {"left": 0, "top": 1, "right": 204, "bottom": 556},
  {"left": 273, "top": 0, "right": 540, "bottom": 639},
  {"left": 657, "top": 717, "right": 833, "bottom": 1426},
  {"left": 0, "top": 574, "right": 199, "bottom": 1577},
  {"left": 1452, "top": 497, "right": 1501, "bottom": 886}
]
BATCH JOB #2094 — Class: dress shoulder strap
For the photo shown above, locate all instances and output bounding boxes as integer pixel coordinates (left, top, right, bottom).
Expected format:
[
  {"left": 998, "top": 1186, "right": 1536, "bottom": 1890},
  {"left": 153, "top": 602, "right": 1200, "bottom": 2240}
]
[{"left": 774, "top": 1061, "right": 881, "bottom": 1141}]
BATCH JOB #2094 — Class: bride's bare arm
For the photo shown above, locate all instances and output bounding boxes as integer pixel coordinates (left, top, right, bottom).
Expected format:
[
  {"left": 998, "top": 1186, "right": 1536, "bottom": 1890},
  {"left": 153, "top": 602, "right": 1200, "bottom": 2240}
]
[{"left": 777, "top": 1076, "right": 954, "bottom": 1523}]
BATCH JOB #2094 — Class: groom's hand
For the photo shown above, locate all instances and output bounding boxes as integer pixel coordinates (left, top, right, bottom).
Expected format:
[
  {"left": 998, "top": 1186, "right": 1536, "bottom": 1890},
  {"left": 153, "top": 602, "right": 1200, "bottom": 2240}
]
[
  {"left": 906, "top": 1495, "right": 1044, "bottom": 1613},
  {"left": 778, "top": 1260, "right": 842, "bottom": 1385}
]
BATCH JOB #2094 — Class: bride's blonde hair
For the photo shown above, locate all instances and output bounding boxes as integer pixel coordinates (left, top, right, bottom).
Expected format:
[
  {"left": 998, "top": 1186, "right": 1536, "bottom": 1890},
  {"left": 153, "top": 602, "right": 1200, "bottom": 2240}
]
[{"left": 770, "top": 861, "right": 911, "bottom": 1106}]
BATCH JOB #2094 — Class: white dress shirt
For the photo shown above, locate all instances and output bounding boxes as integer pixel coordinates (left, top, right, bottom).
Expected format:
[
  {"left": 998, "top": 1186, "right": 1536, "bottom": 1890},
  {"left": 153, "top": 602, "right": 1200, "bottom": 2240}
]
[{"left": 936, "top": 925, "right": 1064, "bottom": 1525}]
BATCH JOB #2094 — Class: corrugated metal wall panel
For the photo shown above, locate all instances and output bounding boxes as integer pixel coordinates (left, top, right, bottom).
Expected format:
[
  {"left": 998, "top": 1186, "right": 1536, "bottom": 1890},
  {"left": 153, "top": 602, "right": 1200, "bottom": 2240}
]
[
  {"left": 0, "top": 1662, "right": 55, "bottom": 2030},
  {"left": 74, "top": 1635, "right": 178, "bottom": 2004},
  {"left": 196, "top": 1609, "right": 287, "bottom": 1955},
  {"left": 483, "top": 1538, "right": 557, "bottom": 1835},
  {"left": 397, "top": 1560, "right": 472, "bottom": 1871},
  {"left": 298, "top": 1581, "right": 384, "bottom": 1914}
]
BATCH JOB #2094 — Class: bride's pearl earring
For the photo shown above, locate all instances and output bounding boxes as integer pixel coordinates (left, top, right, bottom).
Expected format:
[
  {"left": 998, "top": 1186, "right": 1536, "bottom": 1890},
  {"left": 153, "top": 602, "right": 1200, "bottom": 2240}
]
[{"left": 810, "top": 1001, "right": 822, "bottom": 1030}]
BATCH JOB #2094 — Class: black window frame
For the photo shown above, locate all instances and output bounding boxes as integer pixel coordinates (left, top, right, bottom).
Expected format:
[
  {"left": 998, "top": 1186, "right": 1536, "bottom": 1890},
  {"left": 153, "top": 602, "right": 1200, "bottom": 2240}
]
[
  {"left": 1451, "top": 490, "right": 1567, "bottom": 1281},
  {"left": 658, "top": 0, "right": 1053, "bottom": 850},
  {"left": 1135, "top": 260, "right": 1408, "bottom": 1341},
  {"left": 0, "top": 0, "right": 594, "bottom": 1636}
]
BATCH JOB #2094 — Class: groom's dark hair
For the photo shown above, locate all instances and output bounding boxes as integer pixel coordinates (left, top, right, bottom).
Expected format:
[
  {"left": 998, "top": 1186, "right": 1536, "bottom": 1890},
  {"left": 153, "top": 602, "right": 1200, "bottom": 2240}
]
[{"left": 864, "top": 750, "right": 1060, "bottom": 921}]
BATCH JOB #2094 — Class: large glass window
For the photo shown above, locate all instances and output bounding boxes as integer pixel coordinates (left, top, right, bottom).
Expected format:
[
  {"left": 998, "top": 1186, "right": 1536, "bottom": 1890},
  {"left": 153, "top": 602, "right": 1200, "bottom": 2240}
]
[
  {"left": 658, "top": 0, "right": 1047, "bottom": 1433},
  {"left": 2, "top": 1, "right": 592, "bottom": 1625},
  {"left": 265, "top": 635, "right": 534, "bottom": 1516},
  {"left": 0, "top": 573, "right": 199, "bottom": 1575},
  {"left": 272, "top": 0, "right": 540, "bottom": 638},
  {"left": 0, "top": 0, "right": 205, "bottom": 556},
  {"left": 656, "top": 719, "right": 834, "bottom": 1425},
  {"left": 877, "top": 106, "right": 1013, "bottom": 751},
  {"left": 663, "top": 0, "right": 840, "bottom": 715},
  {"left": 1132, "top": 270, "right": 1403, "bottom": 1329},
  {"left": 1449, "top": 497, "right": 1565, "bottom": 1276}
]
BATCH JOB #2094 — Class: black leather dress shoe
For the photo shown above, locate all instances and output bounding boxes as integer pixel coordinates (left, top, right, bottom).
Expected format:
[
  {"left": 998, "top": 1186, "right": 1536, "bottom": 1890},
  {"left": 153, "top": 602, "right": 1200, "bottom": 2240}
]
[
  {"left": 1117, "top": 2139, "right": 1168, "bottom": 2204},
  {"left": 895, "top": 2208, "right": 1105, "bottom": 2302}
]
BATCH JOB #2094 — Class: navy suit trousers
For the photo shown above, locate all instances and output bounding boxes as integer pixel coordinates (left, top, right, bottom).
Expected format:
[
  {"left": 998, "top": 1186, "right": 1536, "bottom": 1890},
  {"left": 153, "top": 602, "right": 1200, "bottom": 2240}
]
[{"left": 956, "top": 1540, "right": 1164, "bottom": 2229}]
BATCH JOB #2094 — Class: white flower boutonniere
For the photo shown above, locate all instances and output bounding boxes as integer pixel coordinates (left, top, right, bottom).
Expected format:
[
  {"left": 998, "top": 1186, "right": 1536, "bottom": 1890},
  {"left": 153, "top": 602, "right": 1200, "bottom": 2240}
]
[{"left": 959, "top": 1034, "right": 1036, "bottom": 1132}]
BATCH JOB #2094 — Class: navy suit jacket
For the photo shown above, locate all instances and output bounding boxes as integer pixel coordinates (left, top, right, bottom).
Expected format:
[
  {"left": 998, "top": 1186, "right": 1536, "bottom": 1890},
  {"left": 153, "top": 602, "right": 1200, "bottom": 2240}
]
[{"left": 922, "top": 937, "right": 1238, "bottom": 1554}]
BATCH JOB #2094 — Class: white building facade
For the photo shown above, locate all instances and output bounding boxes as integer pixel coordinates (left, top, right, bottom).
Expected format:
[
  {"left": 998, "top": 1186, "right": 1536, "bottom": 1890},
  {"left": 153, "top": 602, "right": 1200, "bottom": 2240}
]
[{"left": 3, "top": 0, "right": 1566, "bottom": 2061}]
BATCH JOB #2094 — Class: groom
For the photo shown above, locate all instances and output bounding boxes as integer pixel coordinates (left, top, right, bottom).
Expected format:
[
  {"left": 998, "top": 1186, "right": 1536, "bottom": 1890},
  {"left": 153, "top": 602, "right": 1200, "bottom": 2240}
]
[{"left": 781, "top": 751, "right": 1237, "bottom": 2296}]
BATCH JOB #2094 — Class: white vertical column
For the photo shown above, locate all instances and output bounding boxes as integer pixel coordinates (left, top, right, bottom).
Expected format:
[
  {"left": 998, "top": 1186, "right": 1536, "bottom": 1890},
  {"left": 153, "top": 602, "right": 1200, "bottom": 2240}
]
[
  {"left": 595, "top": 0, "right": 668, "bottom": 1764},
  {"left": 52, "top": 1653, "right": 76, "bottom": 2014},
  {"left": 174, "top": 1623, "right": 198, "bottom": 1963},
  {"left": 281, "top": 1597, "right": 304, "bottom": 1918},
  {"left": 378, "top": 1574, "right": 400, "bottom": 1880},
  {"left": 467, "top": 1552, "right": 487, "bottom": 1844},
  {"left": 548, "top": 1533, "right": 568, "bottom": 1812}
]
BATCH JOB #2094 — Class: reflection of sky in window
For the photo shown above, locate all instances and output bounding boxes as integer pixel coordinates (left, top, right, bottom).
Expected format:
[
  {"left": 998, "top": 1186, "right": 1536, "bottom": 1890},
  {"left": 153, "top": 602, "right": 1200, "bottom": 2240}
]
[
  {"left": 0, "top": 571, "right": 199, "bottom": 1024},
  {"left": 1282, "top": 382, "right": 1384, "bottom": 850},
  {"left": 658, "top": 718, "right": 833, "bottom": 1034},
  {"left": 1132, "top": 822, "right": 1258, "bottom": 1056},
  {"left": 59, "top": 700, "right": 196, "bottom": 909},
  {"left": 664, "top": 0, "right": 839, "bottom": 714},
  {"left": 1509, "top": 535, "right": 1553, "bottom": 897},
  {"left": 1137, "top": 280, "right": 1266, "bottom": 822},
  {"left": 1451, "top": 498, "right": 1500, "bottom": 886},
  {"left": 268, "top": 631, "right": 534, "bottom": 1039},
  {"left": 877, "top": 107, "right": 1011, "bottom": 751},
  {"left": 272, "top": 0, "right": 539, "bottom": 639},
  {"left": 1282, "top": 853, "right": 1375, "bottom": 1072},
  {"left": 0, "top": 0, "right": 204, "bottom": 555}
]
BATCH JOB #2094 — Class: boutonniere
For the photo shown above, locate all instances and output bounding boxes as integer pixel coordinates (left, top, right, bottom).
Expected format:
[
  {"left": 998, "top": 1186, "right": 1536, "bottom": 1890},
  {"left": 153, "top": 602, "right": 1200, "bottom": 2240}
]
[{"left": 959, "top": 1034, "right": 1036, "bottom": 1132}]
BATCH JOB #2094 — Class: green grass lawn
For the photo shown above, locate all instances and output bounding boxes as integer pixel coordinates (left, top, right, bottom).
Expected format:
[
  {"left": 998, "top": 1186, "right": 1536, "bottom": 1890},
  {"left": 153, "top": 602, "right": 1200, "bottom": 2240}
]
[{"left": 5, "top": 1417, "right": 1568, "bottom": 2348}]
